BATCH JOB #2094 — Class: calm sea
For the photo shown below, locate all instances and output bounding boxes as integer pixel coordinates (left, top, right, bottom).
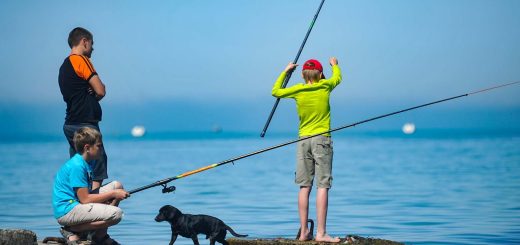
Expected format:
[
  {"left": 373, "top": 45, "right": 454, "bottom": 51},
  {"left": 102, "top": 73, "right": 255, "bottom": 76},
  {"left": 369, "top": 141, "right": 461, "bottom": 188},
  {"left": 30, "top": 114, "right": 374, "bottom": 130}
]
[{"left": 0, "top": 129, "right": 519, "bottom": 245}]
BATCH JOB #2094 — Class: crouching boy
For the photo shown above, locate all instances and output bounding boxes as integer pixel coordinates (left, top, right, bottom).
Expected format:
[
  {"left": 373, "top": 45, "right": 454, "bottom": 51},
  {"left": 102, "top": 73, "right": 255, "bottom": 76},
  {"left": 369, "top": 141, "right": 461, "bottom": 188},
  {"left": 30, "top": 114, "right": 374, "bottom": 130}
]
[{"left": 52, "top": 127, "right": 129, "bottom": 244}]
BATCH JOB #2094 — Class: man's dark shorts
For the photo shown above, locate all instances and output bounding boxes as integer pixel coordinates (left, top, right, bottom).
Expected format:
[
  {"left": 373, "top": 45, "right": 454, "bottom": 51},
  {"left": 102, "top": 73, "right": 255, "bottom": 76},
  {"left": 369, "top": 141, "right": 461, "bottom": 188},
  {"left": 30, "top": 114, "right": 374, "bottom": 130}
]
[{"left": 63, "top": 123, "right": 108, "bottom": 181}]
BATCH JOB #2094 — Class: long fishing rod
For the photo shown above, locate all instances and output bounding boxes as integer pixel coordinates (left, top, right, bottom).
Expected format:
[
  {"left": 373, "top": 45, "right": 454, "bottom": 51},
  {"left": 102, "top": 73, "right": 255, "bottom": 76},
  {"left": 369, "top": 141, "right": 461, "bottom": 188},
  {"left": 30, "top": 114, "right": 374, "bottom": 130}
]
[
  {"left": 260, "top": 0, "right": 326, "bottom": 138},
  {"left": 128, "top": 81, "right": 519, "bottom": 195}
]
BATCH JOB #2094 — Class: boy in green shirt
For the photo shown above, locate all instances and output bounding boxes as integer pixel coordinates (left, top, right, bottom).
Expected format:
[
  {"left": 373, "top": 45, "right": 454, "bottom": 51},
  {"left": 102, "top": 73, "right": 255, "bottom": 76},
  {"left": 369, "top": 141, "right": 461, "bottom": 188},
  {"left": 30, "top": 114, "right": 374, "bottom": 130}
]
[{"left": 272, "top": 57, "right": 341, "bottom": 242}]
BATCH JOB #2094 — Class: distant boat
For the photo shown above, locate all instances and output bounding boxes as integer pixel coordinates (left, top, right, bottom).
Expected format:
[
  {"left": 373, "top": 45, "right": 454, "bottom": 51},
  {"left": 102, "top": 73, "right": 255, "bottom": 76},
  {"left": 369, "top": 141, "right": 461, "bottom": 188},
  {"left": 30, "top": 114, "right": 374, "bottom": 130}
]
[
  {"left": 402, "top": 123, "right": 416, "bottom": 134},
  {"left": 131, "top": 125, "right": 146, "bottom": 137},
  {"left": 212, "top": 124, "right": 223, "bottom": 133}
]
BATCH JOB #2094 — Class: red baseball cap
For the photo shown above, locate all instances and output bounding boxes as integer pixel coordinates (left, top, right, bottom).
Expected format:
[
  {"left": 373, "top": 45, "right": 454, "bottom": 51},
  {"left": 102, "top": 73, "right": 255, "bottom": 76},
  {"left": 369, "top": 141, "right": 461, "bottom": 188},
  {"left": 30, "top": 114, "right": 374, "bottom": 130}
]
[{"left": 302, "top": 59, "right": 323, "bottom": 72}]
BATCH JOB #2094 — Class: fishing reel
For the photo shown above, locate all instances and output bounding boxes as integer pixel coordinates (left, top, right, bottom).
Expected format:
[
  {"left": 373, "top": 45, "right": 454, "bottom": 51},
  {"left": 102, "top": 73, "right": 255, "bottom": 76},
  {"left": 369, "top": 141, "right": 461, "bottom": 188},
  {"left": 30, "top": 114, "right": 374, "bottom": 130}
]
[{"left": 161, "top": 184, "right": 176, "bottom": 194}]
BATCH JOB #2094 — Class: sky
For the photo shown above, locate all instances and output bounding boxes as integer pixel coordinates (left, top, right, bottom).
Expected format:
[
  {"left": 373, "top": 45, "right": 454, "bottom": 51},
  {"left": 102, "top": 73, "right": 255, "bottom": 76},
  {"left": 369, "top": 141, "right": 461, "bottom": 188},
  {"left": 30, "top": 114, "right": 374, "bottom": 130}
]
[{"left": 0, "top": 0, "right": 519, "bottom": 137}]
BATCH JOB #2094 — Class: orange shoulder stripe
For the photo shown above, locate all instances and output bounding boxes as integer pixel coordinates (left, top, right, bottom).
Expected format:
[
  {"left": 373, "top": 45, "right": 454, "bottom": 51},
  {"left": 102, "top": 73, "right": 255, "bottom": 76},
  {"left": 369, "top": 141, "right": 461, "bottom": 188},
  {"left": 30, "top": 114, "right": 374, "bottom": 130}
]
[
  {"left": 78, "top": 55, "right": 95, "bottom": 73},
  {"left": 69, "top": 55, "right": 96, "bottom": 80}
]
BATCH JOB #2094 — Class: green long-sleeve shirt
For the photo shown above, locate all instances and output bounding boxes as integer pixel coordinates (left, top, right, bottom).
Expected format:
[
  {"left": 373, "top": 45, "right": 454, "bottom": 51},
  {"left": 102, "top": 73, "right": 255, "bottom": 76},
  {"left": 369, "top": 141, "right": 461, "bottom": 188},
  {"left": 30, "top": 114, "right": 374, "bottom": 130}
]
[{"left": 272, "top": 65, "right": 342, "bottom": 136}]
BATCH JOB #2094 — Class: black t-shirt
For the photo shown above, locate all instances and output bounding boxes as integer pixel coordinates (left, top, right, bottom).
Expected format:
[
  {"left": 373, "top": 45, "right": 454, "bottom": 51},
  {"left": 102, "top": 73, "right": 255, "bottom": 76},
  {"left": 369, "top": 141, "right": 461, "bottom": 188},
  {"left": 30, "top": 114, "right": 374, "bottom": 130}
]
[{"left": 58, "top": 54, "right": 102, "bottom": 124}]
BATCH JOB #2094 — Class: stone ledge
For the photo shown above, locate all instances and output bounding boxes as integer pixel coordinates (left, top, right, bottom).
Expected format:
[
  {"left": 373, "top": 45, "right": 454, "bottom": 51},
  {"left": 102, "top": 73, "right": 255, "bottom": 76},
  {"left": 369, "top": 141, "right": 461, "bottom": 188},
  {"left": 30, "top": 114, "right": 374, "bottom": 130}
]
[
  {"left": 228, "top": 236, "right": 404, "bottom": 245},
  {"left": 0, "top": 230, "right": 404, "bottom": 245}
]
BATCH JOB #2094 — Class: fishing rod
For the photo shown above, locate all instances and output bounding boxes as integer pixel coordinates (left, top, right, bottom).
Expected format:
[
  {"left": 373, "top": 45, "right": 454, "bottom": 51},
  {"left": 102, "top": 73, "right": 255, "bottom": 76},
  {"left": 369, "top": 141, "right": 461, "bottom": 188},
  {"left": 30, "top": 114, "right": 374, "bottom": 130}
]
[
  {"left": 128, "top": 81, "right": 519, "bottom": 195},
  {"left": 260, "top": 0, "right": 326, "bottom": 138}
]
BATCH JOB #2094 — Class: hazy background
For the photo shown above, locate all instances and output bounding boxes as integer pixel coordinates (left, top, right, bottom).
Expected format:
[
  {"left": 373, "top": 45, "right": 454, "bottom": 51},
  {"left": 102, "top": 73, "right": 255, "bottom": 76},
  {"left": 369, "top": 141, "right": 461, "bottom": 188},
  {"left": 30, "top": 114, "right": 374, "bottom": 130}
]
[{"left": 1, "top": 0, "right": 519, "bottom": 139}]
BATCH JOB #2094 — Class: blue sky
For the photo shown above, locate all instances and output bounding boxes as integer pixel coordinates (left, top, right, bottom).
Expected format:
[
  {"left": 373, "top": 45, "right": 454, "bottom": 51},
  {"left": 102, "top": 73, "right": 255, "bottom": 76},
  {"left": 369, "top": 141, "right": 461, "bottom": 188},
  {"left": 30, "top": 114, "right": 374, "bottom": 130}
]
[{"left": 0, "top": 0, "right": 519, "bottom": 137}]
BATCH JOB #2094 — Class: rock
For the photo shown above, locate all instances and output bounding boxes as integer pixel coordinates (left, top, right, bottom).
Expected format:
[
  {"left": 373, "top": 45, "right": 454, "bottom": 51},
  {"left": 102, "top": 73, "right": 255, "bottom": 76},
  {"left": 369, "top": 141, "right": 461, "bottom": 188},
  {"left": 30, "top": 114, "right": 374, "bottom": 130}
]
[
  {"left": 227, "top": 235, "right": 404, "bottom": 245},
  {"left": 0, "top": 229, "right": 37, "bottom": 245}
]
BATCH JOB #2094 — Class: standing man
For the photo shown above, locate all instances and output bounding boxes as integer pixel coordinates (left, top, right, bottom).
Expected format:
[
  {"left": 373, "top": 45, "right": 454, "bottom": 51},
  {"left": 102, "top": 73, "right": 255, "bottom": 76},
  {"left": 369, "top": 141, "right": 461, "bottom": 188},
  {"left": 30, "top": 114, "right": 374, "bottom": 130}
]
[{"left": 59, "top": 27, "right": 107, "bottom": 191}]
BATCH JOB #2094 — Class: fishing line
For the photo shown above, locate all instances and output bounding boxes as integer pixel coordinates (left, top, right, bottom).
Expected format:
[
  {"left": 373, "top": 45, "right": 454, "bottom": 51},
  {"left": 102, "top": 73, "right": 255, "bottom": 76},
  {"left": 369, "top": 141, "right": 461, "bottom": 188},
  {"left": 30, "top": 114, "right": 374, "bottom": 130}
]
[{"left": 128, "top": 81, "right": 519, "bottom": 195}]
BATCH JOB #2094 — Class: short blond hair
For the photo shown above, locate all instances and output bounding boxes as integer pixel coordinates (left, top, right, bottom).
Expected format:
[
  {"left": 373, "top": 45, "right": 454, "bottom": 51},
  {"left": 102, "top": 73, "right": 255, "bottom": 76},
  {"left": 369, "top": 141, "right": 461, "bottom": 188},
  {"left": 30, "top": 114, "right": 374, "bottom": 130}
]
[
  {"left": 302, "top": 69, "right": 322, "bottom": 83},
  {"left": 73, "top": 127, "right": 102, "bottom": 154}
]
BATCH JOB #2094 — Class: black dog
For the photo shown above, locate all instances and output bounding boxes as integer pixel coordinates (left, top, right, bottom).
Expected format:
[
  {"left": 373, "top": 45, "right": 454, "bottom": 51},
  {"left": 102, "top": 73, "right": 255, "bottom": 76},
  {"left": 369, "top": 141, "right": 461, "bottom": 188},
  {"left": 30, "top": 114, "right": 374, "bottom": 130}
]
[{"left": 155, "top": 205, "right": 248, "bottom": 245}]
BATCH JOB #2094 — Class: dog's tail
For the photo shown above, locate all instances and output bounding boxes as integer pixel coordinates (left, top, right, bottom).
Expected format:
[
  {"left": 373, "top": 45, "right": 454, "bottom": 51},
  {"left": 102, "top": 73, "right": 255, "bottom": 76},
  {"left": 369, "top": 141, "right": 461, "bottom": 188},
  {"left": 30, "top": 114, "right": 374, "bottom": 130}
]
[{"left": 226, "top": 225, "right": 248, "bottom": 237}]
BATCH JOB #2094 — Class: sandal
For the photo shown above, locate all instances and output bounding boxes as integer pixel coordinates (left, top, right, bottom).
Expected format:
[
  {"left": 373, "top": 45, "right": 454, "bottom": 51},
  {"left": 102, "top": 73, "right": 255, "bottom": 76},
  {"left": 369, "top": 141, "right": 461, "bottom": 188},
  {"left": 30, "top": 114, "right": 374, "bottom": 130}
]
[
  {"left": 295, "top": 219, "right": 314, "bottom": 241},
  {"left": 93, "top": 234, "right": 120, "bottom": 245},
  {"left": 60, "top": 227, "right": 87, "bottom": 245},
  {"left": 342, "top": 235, "right": 357, "bottom": 244}
]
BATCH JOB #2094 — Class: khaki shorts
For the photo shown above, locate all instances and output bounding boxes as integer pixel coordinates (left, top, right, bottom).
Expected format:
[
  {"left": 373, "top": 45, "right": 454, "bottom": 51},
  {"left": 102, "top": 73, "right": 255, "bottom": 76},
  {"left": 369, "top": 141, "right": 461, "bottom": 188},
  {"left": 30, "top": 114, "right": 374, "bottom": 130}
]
[
  {"left": 295, "top": 135, "right": 333, "bottom": 188},
  {"left": 57, "top": 181, "right": 124, "bottom": 226}
]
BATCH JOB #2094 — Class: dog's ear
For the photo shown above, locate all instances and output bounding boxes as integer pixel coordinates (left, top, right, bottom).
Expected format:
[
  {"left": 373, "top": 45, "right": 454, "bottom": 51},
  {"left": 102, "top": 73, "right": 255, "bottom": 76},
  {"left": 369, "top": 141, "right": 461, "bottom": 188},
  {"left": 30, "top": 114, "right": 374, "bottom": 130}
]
[{"left": 165, "top": 205, "right": 182, "bottom": 220}]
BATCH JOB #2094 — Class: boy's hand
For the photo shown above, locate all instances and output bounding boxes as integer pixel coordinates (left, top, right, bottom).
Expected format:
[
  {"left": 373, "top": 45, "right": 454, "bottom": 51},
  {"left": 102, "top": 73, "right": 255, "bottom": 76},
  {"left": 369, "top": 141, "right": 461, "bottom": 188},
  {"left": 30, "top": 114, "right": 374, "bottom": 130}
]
[
  {"left": 329, "top": 57, "right": 338, "bottom": 66},
  {"left": 113, "top": 189, "right": 130, "bottom": 200},
  {"left": 284, "top": 63, "right": 298, "bottom": 73}
]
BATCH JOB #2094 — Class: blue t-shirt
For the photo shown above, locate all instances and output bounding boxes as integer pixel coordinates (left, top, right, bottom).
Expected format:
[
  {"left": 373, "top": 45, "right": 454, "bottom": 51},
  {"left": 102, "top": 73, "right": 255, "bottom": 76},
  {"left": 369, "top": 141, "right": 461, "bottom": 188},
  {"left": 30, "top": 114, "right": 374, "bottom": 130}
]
[{"left": 52, "top": 154, "right": 93, "bottom": 219}]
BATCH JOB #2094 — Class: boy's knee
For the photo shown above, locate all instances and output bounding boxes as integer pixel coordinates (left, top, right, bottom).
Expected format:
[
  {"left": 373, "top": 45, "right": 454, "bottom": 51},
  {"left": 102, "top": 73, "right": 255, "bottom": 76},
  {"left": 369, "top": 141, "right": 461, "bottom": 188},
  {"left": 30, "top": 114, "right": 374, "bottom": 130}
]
[
  {"left": 112, "top": 180, "right": 124, "bottom": 190},
  {"left": 114, "top": 208, "right": 123, "bottom": 222},
  {"left": 108, "top": 207, "right": 124, "bottom": 225}
]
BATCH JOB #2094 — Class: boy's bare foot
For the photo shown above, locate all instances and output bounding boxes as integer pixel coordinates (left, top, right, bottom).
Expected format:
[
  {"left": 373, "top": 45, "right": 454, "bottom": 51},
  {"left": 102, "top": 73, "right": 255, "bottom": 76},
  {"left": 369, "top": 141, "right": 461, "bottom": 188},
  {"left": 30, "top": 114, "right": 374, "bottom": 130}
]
[
  {"left": 298, "top": 230, "right": 312, "bottom": 241},
  {"left": 315, "top": 233, "right": 341, "bottom": 243},
  {"left": 297, "top": 219, "right": 315, "bottom": 241}
]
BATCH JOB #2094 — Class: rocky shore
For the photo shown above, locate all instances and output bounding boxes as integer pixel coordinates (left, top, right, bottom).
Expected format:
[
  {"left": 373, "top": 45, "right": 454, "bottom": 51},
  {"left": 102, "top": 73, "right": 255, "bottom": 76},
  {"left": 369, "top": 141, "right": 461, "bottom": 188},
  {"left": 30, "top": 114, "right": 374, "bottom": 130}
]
[
  {"left": 1, "top": 229, "right": 404, "bottom": 245},
  {"left": 227, "top": 236, "right": 404, "bottom": 245}
]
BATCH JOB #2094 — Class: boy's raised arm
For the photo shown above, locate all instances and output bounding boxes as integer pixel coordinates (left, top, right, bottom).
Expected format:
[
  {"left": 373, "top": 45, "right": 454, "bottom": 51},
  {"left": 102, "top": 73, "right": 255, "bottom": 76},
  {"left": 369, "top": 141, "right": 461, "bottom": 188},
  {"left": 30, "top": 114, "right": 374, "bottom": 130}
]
[
  {"left": 272, "top": 63, "right": 300, "bottom": 98},
  {"left": 325, "top": 57, "right": 342, "bottom": 88}
]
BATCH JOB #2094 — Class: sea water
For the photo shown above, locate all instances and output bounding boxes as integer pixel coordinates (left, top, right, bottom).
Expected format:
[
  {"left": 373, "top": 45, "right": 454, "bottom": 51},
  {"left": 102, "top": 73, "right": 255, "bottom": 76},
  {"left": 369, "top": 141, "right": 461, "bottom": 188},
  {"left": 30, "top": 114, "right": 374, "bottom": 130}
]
[{"left": 0, "top": 130, "right": 519, "bottom": 245}]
